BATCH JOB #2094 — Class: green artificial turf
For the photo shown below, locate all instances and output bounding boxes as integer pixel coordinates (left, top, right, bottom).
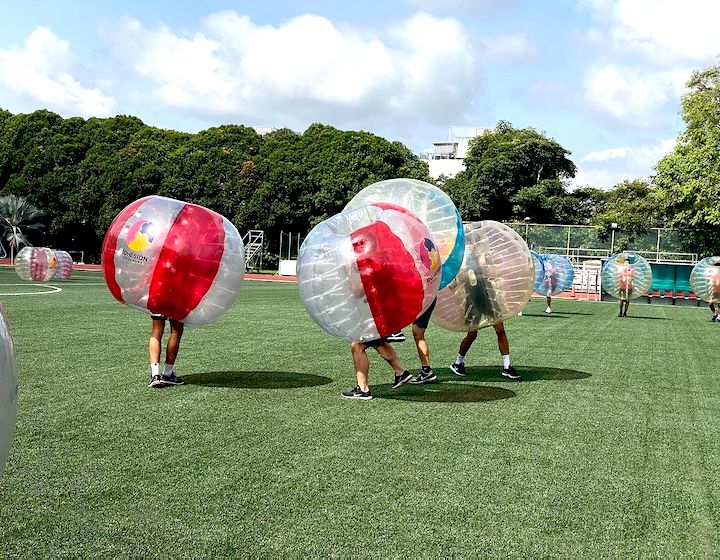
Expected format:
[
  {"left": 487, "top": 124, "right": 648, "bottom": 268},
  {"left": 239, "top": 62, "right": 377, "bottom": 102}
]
[{"left": 0, "top": 267, "right": 718, "bottom": 557}]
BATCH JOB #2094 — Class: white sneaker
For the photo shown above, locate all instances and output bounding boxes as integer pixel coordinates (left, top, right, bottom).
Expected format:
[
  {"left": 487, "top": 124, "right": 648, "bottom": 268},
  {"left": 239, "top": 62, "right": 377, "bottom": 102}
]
[
  {"left": 517, "top": 311, "right": 523, "bottom": 316},
  {"left": 545, "top": 307, "right": 552, "bottom": 314}
]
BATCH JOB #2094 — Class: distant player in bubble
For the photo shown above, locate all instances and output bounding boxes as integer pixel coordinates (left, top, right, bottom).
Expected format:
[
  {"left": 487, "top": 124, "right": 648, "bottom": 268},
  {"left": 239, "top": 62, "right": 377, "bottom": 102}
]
[
  {"left": 617, "top": 259, "right": 636, "bottom": 317},
  {"left": 148, "top": 314, "right": 185, "bottom": 388},
  {"left": 449, "top": 321, "right": 519, "bottom": 380},
  {"left": 542, "top": 261, "right": 557, "bottom": 314},
  {"left": 708, "top": 263, "right": 720, "bottom": 322}
]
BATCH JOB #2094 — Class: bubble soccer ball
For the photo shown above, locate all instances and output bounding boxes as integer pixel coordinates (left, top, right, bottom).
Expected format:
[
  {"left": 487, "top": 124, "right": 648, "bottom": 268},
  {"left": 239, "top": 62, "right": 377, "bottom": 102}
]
[
  {"left": 14, "top": 247, "right": 58, "bottom": 281},
  {"left": 0, "top": 305, "right": 17, "bottom": 478},
  {"left": 102, "top": 196, "right": 245, "bottom": 326},
  {"left": 530, "top": 250, "right": 544, "bottom": 293},
  {"left": 690, "top": 256, "right": 720, "bottom": 304},
  {"left": 297, "top": 204, "right": 441, "bottom": 342},
  {"left": 538, "top": 254, "right": 574, "bottom": 296},
  {"left": 431, "top": 221, "right": 534, "bottom": 331},
  {"left": 53, "top": 250, "right": 73, "bottom": 279},
  {"left": 602, "top": 252, "right": 653, "bottom": 300},
  {"left": 344, "top": 178, "right": 464, "bottom": 289}
]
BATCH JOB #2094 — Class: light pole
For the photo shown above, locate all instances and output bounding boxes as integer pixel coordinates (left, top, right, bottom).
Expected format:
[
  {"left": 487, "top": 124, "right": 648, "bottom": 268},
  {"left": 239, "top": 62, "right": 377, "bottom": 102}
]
[
  {"left": 610, "top": 222, "right": 618, "bottom": 255},
  {"left": 524, "top": 217, "right": 531, "bottom": 243}
]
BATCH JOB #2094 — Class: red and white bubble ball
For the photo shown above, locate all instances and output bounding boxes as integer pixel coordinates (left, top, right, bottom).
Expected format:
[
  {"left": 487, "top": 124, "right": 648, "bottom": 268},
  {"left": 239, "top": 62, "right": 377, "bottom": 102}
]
[
  {"left": 102, "top": 196, "right": 245, "bottom": 326},
  {"left": 298, "top": 204, "right": 441, "bottom": 342},
  {"left": 53, "top": 250, "right": 73, "bottom": 279},
  {"left": 0, "top": 306, "right": 17, "bottom": 478},
  {"left": 432, "top": 221, "right": 534, "bottom": 331},
  {"left": 14, "top": 247, "right": 58, "bottom": 281}
]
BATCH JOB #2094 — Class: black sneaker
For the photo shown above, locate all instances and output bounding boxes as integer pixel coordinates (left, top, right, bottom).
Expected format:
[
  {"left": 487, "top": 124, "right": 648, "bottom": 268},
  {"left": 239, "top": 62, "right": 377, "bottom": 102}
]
[
  {"left": 501, "top": 366, "right": 521, "bottom": 380},
  {"left": 450, "top": 363, "right": 466, "bottom": 376},
  {"left": 341, "top": 385, "right": 373, "bottom": 400},
  {"left": 148, "top": 374, "right": 167, "bottom": 388},
  {"left": 386, "top": 331, "right": 406, "bottom": 343},
  {"left": 391, "top": 371, "right": 413, "bottom": 389},
  {"left": 161, "top": 372, "right": 185, "bottom": 386},
  {"left": 712, "top": 314, "right": 718, "bottom": 322},
  {"left": 410, "top": 369, "right": 437, "bottom": 384}
]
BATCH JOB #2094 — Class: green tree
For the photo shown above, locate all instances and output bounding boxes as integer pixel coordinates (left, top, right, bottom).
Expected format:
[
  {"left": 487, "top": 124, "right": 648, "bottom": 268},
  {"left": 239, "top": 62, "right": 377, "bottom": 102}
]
[
  {"left": 445, "top": 121, "right": 576, "bottom": 221},
  {"left": 656, "top": 62, "right": 720, "bottom": 254},
  {"left": 591, "top": 179, "right": 665, "bottom": 239},
  {"left": 0, "top": 194, "right": 44, "bottom": 262}
]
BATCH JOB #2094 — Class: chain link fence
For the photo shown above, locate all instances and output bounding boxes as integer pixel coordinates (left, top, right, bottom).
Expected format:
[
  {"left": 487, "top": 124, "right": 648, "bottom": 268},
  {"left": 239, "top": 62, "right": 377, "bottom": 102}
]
[{"left": 506, "top": 223, "right": 698, "bottom": 263}]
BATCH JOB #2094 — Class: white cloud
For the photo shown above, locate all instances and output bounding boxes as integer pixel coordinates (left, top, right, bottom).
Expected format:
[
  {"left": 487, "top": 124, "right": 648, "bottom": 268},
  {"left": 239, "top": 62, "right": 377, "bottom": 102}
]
[
  {"left": 583, "top": 63, "right": 689, "bottom": 124},
  {"left": 480, "top": 33, "right": 536, "bottom": 61},
  {"left": 106, "top": 11, "right": 476, "bottom": 128},
  {"left": 0, "top": 27, "right": 114, "bottom": 117},
  {"left": 574, "top": 138, "right": 675, "bottom": 188},
  {"left": 585, "top": 0, "right": 720, "bottom": 61},
  {"left": 404, "top": 0, "right": 521, "bottom": 10},
  {"left": 583, "top": 147, "right": 628, "bottom": 161}
]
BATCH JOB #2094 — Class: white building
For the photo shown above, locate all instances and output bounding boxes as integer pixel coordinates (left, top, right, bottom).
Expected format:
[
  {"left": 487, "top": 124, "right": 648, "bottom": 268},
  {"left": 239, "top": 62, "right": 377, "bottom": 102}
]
[{"left": 426, "top": 126, "right": 488, "bottom": 180}]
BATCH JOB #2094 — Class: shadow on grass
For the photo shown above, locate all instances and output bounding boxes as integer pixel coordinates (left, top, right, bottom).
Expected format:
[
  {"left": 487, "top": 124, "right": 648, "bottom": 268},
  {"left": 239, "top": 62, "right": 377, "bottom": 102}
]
[
  {"left": 440, "top": 366, "right": 591, "bottom": 383},
  {"left": 184, "top": 371, "right": 333, "bottom": 389},
  {"left": 620, "top": 316, "right": 669, "bottom": 320},
  {"left": 556, "top": 311, "right": 595, "bottom": 316},
  {"left": 517, "top": 313, "right": 567, "bottom": 319},
  {"left": 373, "top": 381, "right": 515, "bottom": 403}
]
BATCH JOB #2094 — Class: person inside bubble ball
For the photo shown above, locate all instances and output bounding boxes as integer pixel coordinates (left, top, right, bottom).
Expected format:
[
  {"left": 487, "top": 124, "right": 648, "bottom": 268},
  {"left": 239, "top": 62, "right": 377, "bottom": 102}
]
[
  {"left": 708, "top": 262, "right": 720, "bottom": 321},
  {"left": 148, "top": 314, "right": 186, "bottom": 388},
  {"left": 341, "top": 231, "right": 414, "bottom": 399},
  {"left": 543, "top": 262, "right": 557, "bottom": 314},
  {"left": 341, "top": 338, "right": 414, "bottom": 400},
  {"left": 449, "top": 321, "right": 520, "bottom": 380},
  {"left": 617, "top": 258, "right": 636, "bottom": 317}
]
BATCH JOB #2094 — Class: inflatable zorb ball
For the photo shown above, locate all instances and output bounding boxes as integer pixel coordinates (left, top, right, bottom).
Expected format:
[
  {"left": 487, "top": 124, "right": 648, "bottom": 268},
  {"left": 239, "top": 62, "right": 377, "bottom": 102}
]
[
  {"left": 530, "top": 250, "right": 544, "bottom": 293},
  {"left": 53, "top": 250, "right": 73, "bottom": 279},
  {"left": 0, "top": 305, "right": 17, "bottom": 478},
  {"left": 298, "top": 205, "right": 441, "bottom": 342},
  {"left": 14, "top": 247, "right": 58, "bottom": 281},
  {"left": 102, "top": 196, "right": 245, "bottom": 326},
  {"left": 432, "top": 221, "right": 534, "bottom": 331},
  {"left": 345, "top": 178, "right": 464, "bottom": 289},
  {"left": 538, "top": 254, "right": 574, "bottom": 296},
  {"left": 690, "top": 256, "right": 720, "bottom": 304},
  {"left": 602, "top": 252, "right": 652, "bottom": 300}
]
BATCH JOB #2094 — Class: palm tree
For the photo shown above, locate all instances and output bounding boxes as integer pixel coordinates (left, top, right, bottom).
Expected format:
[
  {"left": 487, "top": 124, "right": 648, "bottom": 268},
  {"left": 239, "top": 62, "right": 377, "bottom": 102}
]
[{"left": 0, "top": 195, "right": 44, "bottom": 263}]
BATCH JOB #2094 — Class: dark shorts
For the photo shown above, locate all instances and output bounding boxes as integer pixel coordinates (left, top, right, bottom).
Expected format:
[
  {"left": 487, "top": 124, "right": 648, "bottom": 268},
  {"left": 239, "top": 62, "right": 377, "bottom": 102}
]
[
  {"left": 362, "top": 337, "right": 389, "bottom": 348},
  {"left": 413, "top": 298, "right": 437, "bottom": 329}
]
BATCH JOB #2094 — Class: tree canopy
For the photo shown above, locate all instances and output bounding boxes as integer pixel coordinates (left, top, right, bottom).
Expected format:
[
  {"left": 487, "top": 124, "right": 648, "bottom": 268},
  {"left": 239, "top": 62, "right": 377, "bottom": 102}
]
[
  {"left": 0, "top": 110, "right": 430, "bottom": 262},
  {"left": 655, "top": 62, "right": 720, "bottom": 255},
  {"left": 443, "top": 121, "right": 577, "bottom": 221}
]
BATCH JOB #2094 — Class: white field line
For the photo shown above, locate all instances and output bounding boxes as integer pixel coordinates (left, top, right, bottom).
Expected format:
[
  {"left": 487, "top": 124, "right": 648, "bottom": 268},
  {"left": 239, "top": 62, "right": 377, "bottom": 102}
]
[{"left": 0, "top": 284, "right": 63, "bottom": 296}]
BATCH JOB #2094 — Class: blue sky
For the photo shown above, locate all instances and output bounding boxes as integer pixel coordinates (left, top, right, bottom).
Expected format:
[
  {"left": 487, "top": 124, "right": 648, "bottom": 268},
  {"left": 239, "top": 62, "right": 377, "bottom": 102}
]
[{"left": 1, "top": 0, "right": 718, "bottom": 188}]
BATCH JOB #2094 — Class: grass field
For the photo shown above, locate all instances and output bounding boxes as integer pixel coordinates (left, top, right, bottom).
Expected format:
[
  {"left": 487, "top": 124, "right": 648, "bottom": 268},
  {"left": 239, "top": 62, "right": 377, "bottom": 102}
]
[{"left": 0, "top": 266, "right": 719, "bottom": 557}]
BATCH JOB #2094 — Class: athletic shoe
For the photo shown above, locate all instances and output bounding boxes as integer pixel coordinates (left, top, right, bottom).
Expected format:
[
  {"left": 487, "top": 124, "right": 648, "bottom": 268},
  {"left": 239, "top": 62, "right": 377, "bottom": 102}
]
[
  {"left": 410, "top": 370, "right": 437, "bottom": 384},
  {"left": 450, "top": 362, "right": 466, "bottom": 376},
  {"left": 716, "top": 315, "right": 720, "bottom": 322},
  {"left": 148, "top": 374, "right": 167, "bottom": 388},
  {"left": 391, "top": 371, "right": 413, "bottom": 389},
  {"left": 501, "top": 366, "right": 521, "bottom": 380},
  {"left": 517, "top": 311, "right": 523, "bottom": 316},
  {"left": 161, "top": 372, "right": 185, "bottom": 386},
  {"left": 386, "top": 331, "right": 406, "bottom": 343},
  {"left": 545, "top": 307, "right": 552, "bottom": 314},
  {"left": 341, "top": 385, "right": 373, "bottom": 400},
  {"left": 712, "top": 314, "right": 718, "bottom": 322}
]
